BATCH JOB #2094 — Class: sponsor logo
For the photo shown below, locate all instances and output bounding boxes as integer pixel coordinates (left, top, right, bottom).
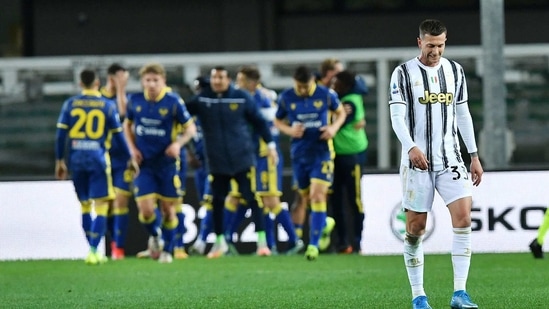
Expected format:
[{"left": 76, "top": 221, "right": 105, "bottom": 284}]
[{"left": 390, "top": 203, "right": 435, "bottom": 242}]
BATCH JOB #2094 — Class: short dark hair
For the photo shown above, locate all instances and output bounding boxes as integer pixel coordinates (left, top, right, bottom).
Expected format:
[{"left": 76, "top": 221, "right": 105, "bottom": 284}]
[
  {"left": 335, "top": 70, "right": 356, "bottom": 90},
  {"left": 80, "top": 69, "right": 97, "bottom": 87},
  {"left": 238, "top": 65, "right": 261, "bottom": 81},
  {"left": 212, "top": 66, "right": 230, "bottom": 78},
  {"left": 419, "top": 19, "right": 447, "bottom": 38},
  {"left": 293, "top": 65, "right": 313, "bottom": 83},
  {"left": 107, "top": 63, "right": 126, "bottom": 75}
]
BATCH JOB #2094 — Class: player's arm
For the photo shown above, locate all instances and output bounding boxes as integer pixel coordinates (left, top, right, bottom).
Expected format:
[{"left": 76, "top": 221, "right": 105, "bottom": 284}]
[
  {"left": 456, "top": 101, "right": 483, "bottom": 186},
  {"left": 320, "top": 103, "right": 346, "bottom": 140},
  {"left": 54, "top": 125, "right": 68, "bottom": 180},
  {"left": 114, "top": 71, "right": 129, "bottom": 118}
]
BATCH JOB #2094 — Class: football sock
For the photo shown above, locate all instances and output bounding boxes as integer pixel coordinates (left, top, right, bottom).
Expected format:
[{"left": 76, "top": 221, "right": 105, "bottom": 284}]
[
  {"left": 264, "top": 211, "right": 276, "bottom": 249},
  {"left": 273, "top": 205, "right": 297, "bottom": 244},
  {"left": 294, "top": 225, "right": 303, "bottom": 239},
  {"left": 175, "top": 205, "right": 186, "bottom": 248},
  {"left": 89, "top": 201, "right": 109, "bottom": 249},
  {"left": 452, "top": 227, "right": 472, "bottom": 291},
  {"left": 162, "top": 217, "right": 179, "bottom": 253},
  {"left": 537, "top": 208, "right": 549, "bottom": 245},
  {"left": 81, "top": 201, "right": 93, "bottom": 244},
  {"left": 199, "top": 209, "right": 213, "bottom": 242},
  {"left": 223, "top": 200, "right": 238, "bottom": 240},
  {"left": 257, "top": 230, "right": 267, "bottom": 247},
  {"left": 106, "top": 213, "right": 115, "bottom": 243},
  {"left": 139, "top": 211, "right": 159, "bottom": 237},
  {"left": 112, "top": 205, "right": 129, "bottom": 249},
  {"left": 404, "top": 232, "right": 425, "bottom": 299},
  {"left": 310, "top": 202, "right": 327, "bottom": 247}
]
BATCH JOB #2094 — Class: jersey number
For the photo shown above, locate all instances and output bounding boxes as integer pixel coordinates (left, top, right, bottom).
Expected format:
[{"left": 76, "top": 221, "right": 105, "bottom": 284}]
[
  {"left": 69, "top": 108, "right": 105, "bottom": 139},
  {"left": 451, "top": 165, "right": 469, "bottom": 181}
]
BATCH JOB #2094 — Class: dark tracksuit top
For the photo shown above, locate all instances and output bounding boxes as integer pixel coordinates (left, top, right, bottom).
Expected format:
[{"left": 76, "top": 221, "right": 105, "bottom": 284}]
[{"left": 186, "top": 84, "right": 273, "bottom": 176}]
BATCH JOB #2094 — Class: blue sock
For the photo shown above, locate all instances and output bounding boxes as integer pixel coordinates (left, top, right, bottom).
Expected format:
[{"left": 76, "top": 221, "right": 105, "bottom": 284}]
[
  {"left": 264, "top": 213, "right": 276, "bottom": 249},
  {"left": 113, "top": 211, "right": 129, "bottom": 249},
  {"left": 199, "top": 210, "right": 213, "bottom": 242},
  {"left": 276, "top": 209, "right": 297, "bottom": 244},
  {"left": 309, "top": 211, "right": 327, "bottom": 247},
  {"left": 89, "top": 215, "right": 107, "bottom": 249},
  {"left": 175, "top": 211, "right": 186, "bottom": 247}
]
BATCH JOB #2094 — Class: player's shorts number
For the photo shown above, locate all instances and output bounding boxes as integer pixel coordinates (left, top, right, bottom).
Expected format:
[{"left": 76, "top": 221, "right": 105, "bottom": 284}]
[{"left": 69, "top": 108, "right": 105, "bottom": 139}]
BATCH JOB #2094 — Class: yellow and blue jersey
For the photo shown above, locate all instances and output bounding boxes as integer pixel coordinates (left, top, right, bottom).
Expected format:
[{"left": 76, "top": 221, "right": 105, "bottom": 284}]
[
  {"left": 56, "top": 89, "right": 124, "bottom": 171},
  {"left": 126, "top": 87, "right": 194, "bottom": 165},
  {"left": 276, "top": 83, "right": 341, "bottom": 160}
]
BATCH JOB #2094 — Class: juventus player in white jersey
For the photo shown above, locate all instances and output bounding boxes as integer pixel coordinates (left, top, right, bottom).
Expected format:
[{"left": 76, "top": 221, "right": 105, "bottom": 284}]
[{"left": 389, "top": 19, "right": 484, "bottom": 309}]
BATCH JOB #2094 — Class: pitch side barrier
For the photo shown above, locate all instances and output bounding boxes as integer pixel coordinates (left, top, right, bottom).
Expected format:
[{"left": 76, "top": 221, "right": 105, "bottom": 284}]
[{"left": 1, "top": 170, "right": 547, "bottom": 260}]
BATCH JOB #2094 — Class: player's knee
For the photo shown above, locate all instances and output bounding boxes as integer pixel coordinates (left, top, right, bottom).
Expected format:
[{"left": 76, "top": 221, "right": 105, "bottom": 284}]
[{"left": 405, "top": 232, "right": 422, "bottom": 246}]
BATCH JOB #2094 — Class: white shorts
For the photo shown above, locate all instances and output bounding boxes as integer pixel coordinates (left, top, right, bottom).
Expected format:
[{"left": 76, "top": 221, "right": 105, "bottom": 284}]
[{"left": 399, "top": 164, "right": 473, "bottom": 212}]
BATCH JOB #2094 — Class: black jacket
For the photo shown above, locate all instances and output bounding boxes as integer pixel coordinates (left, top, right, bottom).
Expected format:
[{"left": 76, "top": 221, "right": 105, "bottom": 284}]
[{"left": 186, "top": 84, "right": 273, "bottom": 175}]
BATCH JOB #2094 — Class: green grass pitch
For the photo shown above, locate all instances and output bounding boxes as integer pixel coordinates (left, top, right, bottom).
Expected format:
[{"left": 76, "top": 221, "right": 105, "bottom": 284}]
[{"left": 1, "top": 253, "right": 547, "bottom": 308}]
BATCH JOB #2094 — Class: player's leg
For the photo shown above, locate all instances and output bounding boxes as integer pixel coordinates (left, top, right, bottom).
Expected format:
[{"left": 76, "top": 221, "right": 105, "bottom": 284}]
[
  {"left": 440, "top": 166, "right": 478, "bottom": 309},
  {"left": 330, "top": 154, "right": 350, "bottom": 253},
  {"left": 134, "top": 167, "right": 163, "bottom": 260},
  {"left": 207, "top": 173, "right": 232, "bottom": 258},
  {"left": 87, "top": 168, "right": 116, "bottom": 265},
  {"left": 401, "top": 166, "right": 435, "bottom": 308},
  {"left": 236, "top": 167, "right": 270, "bottom": 256},
  {"left": 347, "top": 157, "right": 364, "bottom": 253},
  {"left": 530, "top": 208, "right": 549, "bottom": 258}
]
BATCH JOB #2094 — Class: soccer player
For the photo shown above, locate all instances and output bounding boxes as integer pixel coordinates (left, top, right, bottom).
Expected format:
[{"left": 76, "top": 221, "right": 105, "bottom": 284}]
[
  {"left": 234, "top": 66, "right": 303, "bottom": 255},
  {"left": 529, "top": 208, "right": 549, "bottom": 258},
  {"left": 389, "top": 19, "right": 484, "bottom": 309},
  {"left": 330, "top": 70, "right": 368, "bottom": 254},
  {"left": 100, "top": 63, "right": 132, "bottom": 260},
  {"left": 186, "top": 66, "right": 277, "bottom": 259},
  {"left": 124, "top": 63, "right": 196, "bottom": 263},
  {"left": 316, "top": 58, "right": 344, "bottom": 88},
  {"left": 274, "top": 65, "right": 346, "bottom": 260},
  {"left": 55, "top": 68, "right": 138, "bottom": 265}
]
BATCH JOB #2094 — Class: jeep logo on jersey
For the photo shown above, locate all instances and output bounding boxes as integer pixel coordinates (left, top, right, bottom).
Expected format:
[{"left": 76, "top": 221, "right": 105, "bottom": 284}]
[
  {"left": 390, "top": 203, "right": 435, "bottom": 242},
  {"left": 418, "top": 91, "right": 454, "bottom": 105}
]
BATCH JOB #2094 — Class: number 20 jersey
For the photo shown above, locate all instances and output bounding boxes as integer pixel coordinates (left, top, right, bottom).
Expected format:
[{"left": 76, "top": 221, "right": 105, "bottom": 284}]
[{"left": 56, "top": 89, "right": 123, "bottom": 171}]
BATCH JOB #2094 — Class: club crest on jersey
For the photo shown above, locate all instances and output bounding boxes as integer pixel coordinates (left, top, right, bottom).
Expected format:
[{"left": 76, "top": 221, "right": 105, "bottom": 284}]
[
  {"left": 158, "top": 108, "right": 169, "bottom": 117},
  {"left": 313, "top": 100, "right": 323, "bottom": 109},
  {"left": 229, "top": 103, "right": 239, "bottom": 111},
  {"left": 136, "top": 106, "right": 142, "bottom": 113},
  {"left": 418, "top": 90, "right": 454, "bottom": 105},
  {"left": 290, "top": 103, "right": 296, "bottom": 110}
]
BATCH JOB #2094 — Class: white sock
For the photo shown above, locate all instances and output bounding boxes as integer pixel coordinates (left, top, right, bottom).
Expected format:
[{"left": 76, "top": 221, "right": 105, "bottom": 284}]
[
  {"left": 452, "top": 227, "right": 472, "bottom": 291},
  {"left": 404, "top": 233, "right": 425, "bottom": 299}
]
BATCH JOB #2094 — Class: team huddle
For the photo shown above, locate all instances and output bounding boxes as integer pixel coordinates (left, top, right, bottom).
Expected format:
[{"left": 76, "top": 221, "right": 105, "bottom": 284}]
[{"left": 54, "top": 60, "right": 368, "bottom": 264}]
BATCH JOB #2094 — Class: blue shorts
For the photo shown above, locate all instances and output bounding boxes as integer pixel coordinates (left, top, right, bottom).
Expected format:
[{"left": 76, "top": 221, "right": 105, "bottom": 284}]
[
  {"left": 133, "top": 161, "right": 181, "bottom": 201},
  {"left": 72, "top": 166, "right": 115, "bottom": 202},
  {"left": 292, "top": 152, "right": 334, "bottom": 191},
  {"left": 255, "top": 155, "right": 282, "bottom": 197}
]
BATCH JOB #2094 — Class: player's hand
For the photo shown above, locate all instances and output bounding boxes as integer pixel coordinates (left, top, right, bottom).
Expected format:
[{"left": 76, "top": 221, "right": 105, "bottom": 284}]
[
  {"left": 470, "top": 157, "right": 483, "bottom": 186},
  {"left": 127, "top": 158, "right": 140, "bottom": 177},
  {"left": 165, "top": 142, "right": 181, "bottom": 159},
  {"left": 114, "top": 70, "right": 129, "bottom": 88},
  {"left": 132, "top": 148, "right": 143, "bottom": 165},
  {"left": 291, "top": 122, "right": 305, "bottom": 138},
  {"left": 408, "top": 146, "right": 429, "bottom": 170},
  {"left": 319, "top": 125, "right": 337, "bottom": 140},
  {"left": 267, "top": 147, "right": 279, "bottom": 166},
  {"left": 55, "top": 160, "right": 68, "bottom": 180}
]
